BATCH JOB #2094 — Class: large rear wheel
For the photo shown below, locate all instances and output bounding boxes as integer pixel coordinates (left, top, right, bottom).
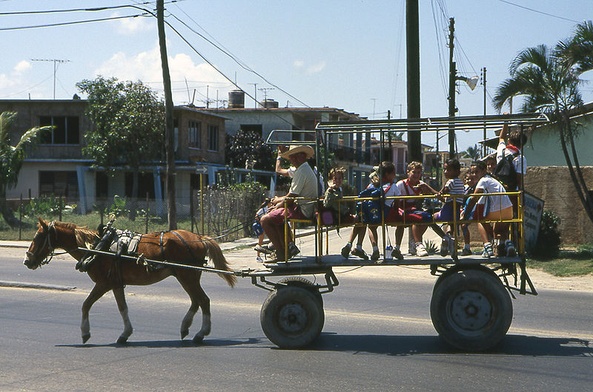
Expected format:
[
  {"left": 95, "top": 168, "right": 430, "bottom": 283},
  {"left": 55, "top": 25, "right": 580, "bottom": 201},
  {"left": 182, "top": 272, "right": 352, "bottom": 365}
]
[
  {"left": 260, "top": 285, "right": 324, "bottom": 349},
  {"left": 430, "top": 268, "right": 513, "bottom": 351}
]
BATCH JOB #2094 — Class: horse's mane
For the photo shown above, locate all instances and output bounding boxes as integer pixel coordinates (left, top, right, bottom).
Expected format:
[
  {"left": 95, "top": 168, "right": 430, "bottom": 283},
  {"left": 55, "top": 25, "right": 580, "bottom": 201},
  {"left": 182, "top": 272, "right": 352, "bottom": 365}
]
[{"left": 52, "top": 221, "right": 99, "bottom": 249}]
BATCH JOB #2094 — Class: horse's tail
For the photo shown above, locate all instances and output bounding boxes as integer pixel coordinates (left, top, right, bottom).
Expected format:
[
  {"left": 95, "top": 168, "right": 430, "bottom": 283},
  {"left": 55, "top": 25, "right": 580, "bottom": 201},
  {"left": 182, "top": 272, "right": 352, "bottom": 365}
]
[{"left": 202, "top": 236, "right": 237, "bottom": 287}]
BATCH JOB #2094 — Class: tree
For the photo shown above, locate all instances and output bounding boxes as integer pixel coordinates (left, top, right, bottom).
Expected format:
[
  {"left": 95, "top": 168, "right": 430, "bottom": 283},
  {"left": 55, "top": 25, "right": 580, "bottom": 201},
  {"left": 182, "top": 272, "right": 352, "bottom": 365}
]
[
  {"left": 493, "top": 21, "right": 593, "bottom": 224},
  {"left": 225, "top": 128, "right": 274, "bottom": 171},
  {"left": 0, "top": 112, "right": 52, "bottom": 227},
  {"left": 461, "top": 144, "right": 481, "bottom": 160},
  {"left": 76, "top": 76, "right": 165, "bottom": 219}
]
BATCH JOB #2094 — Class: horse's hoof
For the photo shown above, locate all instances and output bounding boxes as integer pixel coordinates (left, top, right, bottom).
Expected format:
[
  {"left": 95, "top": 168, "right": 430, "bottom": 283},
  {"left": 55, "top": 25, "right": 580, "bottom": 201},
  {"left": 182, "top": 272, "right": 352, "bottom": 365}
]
[
  {"left": 192, "top": 335, "right": 204, "bottom": 345},
  {"left": 117, "top": 336, "right": 128, "bottom": 345},
  {"left": 82, "top": 334, "right": 91, "bottom": 343},
  {"left": 181, "top": 329, "right": 189, "bottom": 339}
]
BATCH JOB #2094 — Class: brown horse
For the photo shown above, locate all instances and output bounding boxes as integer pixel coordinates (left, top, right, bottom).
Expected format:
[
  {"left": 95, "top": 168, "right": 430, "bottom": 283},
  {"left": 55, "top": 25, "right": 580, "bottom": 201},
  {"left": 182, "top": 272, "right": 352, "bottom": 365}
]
[{"left": 23, "top": 218, "right": 237, "bottom": 344}]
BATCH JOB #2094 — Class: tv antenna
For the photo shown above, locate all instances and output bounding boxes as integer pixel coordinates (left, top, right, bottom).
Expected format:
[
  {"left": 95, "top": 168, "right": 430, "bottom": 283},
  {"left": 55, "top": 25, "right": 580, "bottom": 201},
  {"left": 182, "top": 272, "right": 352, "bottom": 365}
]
[{"left": 31, "top": 58, "right": 71, "bottom": 99}]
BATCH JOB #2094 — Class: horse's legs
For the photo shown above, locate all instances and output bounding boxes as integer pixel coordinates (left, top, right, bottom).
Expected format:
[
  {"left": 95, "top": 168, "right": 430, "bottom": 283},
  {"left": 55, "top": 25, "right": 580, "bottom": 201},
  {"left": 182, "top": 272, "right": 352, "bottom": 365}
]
[
  {"left": 177, "top": 271, "right": 211, "bottom": 344},
  {"left": 81, "top": 284, "right": 110, "bottom": 343},
  {"left": 112, "top": 286, "right": 133, "bottom": 344}
]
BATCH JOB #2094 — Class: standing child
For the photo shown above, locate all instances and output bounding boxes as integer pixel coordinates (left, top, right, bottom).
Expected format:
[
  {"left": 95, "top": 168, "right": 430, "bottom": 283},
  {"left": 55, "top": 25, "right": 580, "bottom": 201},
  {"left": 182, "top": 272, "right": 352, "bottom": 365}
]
[
  {"left": 423, "top": 159, "right": 465, "bottom": 256},
  {"left": 460, "top": 171, "right": 478, "bottom": 255}
]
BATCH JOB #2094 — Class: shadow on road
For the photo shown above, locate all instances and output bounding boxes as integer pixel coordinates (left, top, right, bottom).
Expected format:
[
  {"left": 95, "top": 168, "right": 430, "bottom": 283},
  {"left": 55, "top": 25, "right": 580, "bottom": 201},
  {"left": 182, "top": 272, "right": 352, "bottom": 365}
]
[
  {"left": 56, "top": 337, "right": 262, "bottom": 349},
  {"left": 312, "top": 333, "right": 592, "bottom": 357}
]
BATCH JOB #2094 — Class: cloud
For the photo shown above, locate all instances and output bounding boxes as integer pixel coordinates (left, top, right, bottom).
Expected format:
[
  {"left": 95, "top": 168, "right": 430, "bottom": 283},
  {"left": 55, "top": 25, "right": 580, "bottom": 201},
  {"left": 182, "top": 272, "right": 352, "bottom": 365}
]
[
  {"left": 14, "top": 60, "right": 32, "bottom": 74},
  {"left": 93, "top": 46, "right": 232, "bottom": 104},
  {"left": 114, "top": 12, "right": 153, "bottom": 35},
  {"left": 293, "top": 59, "right": 326, "bottom": 74}
]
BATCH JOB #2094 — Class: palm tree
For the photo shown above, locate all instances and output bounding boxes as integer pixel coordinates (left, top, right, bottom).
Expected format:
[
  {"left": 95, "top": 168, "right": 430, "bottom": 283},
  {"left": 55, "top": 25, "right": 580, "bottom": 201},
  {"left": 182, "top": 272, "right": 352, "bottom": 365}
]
[
  {"left": 462, "top": 144, "right": 481, "bottom": 160},
  {"left": 0, "top": 112, "right": 51, "bottom": 227},
  {"left": 493, "top": 22, "right": 593, "bottom": 224},
  {"left": 558, "top": 20, "right": 593, "bottom": 73}
]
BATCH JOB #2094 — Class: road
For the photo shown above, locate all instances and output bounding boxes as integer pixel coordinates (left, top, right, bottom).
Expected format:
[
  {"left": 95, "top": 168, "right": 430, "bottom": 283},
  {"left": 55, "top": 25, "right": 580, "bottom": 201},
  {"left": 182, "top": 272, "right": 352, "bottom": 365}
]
[{"left": 1, "top": 233, "right": 592, "bottom": 392}]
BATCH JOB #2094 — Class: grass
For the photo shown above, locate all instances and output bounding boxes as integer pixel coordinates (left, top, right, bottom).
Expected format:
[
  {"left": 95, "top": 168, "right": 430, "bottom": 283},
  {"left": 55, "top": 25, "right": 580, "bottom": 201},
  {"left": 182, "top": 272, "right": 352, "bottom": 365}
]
[
  {"left": 528, "top": 247, "right": 593, "bottom": 277},
  {"left": 0, "top": 212, "right": 245, "bottom": 243}
]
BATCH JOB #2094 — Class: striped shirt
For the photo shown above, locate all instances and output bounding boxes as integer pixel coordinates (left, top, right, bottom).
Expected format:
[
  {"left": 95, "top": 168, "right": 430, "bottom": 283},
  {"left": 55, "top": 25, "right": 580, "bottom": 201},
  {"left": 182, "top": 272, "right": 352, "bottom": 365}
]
[{"left": 444, "top": 178, "right": 465, "bottom": 203}]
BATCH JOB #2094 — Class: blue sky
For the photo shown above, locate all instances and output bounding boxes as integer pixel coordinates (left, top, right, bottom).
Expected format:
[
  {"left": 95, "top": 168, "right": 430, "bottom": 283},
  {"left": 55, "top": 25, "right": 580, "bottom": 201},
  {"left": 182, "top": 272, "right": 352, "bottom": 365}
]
[{"left": 1, "top": 0, "right": 592, "bottom": 151}]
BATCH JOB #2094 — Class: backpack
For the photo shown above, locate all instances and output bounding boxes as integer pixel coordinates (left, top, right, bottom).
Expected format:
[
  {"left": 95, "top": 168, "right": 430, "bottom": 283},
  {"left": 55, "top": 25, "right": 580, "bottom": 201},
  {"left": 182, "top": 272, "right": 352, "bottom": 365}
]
[
  {"left": 493, "top": 152, "right": 518, "bottom": 190},
  {"left": 356, "top": 187, "right": 382, "bottom": 224}
]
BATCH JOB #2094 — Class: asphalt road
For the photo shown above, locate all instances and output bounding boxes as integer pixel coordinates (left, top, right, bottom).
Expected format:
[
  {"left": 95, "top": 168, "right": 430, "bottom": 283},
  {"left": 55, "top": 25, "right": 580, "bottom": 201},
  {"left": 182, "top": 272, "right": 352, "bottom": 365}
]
[{"left": 2, "top": 234, "right": 592, "bottom": 392}]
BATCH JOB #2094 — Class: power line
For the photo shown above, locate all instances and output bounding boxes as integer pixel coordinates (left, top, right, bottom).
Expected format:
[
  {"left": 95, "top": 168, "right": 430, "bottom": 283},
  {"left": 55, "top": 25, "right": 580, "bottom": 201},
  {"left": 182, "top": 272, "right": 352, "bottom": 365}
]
[{"left": 498, "top": 0, "right": 581, "bottom": 23}]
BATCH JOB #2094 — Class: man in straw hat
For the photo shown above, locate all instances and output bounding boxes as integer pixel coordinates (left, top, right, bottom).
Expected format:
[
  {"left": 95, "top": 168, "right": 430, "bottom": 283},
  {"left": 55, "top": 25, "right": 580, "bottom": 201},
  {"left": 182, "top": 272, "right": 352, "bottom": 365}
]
[{"left": 261, "top": 144, "right": 318, "bottom": 261}]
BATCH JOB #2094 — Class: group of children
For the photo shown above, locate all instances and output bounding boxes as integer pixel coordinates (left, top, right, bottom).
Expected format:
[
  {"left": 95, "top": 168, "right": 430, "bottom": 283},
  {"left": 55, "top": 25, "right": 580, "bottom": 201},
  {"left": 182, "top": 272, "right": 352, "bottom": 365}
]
[
  {"left": 254, "top": 155, "right": 518, "bottom": 262},
  {"left": 328, "top": 157, "right": 518, "bottom": 260}
]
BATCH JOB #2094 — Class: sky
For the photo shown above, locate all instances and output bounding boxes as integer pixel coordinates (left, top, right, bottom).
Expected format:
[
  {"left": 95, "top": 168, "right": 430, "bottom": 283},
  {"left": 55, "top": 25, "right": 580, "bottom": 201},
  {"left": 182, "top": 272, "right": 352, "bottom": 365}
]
[{"left": 1, "top": 0, "right": 592, "bottom": 151}]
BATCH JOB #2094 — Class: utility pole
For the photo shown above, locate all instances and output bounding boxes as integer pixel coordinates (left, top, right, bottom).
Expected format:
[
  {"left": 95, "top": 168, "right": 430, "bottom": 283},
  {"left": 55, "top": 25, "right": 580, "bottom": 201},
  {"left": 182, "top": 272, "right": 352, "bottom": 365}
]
[
  {"left": 157, "top": 0, "right": 177, "bottom": 229},
  {"left": 31, "top": 58, "right": 70, "bottom": 99},
  {"left": 482, "top": 67, "right": 487, "bottom": 157},
  {"left": 447, "top": 17, "right": 457, "bottom": 159},
  {"left": 406, "top": 0, "right": 422, "bottom": 162}
]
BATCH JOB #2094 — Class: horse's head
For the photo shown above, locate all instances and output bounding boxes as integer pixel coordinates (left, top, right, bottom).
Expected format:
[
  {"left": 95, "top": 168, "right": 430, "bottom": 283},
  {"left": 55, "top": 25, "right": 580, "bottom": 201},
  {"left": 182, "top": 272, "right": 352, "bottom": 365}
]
[{"left": 24, "top": 218, "right": 55, "bottom": 269}]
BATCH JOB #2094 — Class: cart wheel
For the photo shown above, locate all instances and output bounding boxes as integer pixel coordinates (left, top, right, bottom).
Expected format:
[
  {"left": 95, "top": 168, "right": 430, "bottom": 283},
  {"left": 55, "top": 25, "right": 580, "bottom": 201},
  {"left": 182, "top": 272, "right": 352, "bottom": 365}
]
[
  {"left": 261, "top": 285, "right": 324, "bottom": 349},
  {"left": 277, "top": 277, "right": 323, "bottom": 307},
  {"left": 430, "top": 268, "right": 513, "bottom": 351}
]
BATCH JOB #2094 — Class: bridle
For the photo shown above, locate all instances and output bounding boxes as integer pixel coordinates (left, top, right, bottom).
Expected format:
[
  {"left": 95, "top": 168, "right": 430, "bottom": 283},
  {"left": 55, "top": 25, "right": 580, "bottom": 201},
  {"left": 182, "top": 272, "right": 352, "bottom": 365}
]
[{"left": 26, "top": 221, "right": 60, "bottom": 266}]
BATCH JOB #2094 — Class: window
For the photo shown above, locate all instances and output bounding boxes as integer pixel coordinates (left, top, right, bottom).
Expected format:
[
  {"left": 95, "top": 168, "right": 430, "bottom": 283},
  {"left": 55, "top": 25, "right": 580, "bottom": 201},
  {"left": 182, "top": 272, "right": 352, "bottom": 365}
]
[
  {"left": 39, "top": 171, "right": 79, "bottom": 198},
  {"left": 208, "top": 124, "right": 219, "bottom": 151},
  {"left": 188, "top": 120, "right": 202, "bottom": 148},
  {"left": 240, "top": 124, "right": 263, "bottom": 137},
  {"left": 39, "top": 116, "right": 80, "bottom": 145}
]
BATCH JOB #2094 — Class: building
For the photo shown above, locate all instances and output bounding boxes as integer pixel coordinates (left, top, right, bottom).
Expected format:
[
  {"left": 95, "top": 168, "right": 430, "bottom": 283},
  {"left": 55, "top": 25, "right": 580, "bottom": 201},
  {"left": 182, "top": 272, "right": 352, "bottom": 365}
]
[{"left": 0, "top": 99, "right": 226, "bottom": 214}]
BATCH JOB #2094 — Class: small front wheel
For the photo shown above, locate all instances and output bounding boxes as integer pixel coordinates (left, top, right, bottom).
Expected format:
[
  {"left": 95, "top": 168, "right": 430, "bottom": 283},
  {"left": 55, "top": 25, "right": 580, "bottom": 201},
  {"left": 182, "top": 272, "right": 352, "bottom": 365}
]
[
  {"left": 261, "top": 285, "right": 324, "bottom": 349},
  {"left": 430, "top": 268, "right": 513, "bottom": 351}
]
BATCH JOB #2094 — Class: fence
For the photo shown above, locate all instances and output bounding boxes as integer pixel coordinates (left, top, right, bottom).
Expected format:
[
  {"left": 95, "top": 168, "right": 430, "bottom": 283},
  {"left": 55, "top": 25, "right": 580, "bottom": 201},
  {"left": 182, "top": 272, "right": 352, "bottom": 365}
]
[{"left": 1, "top": 186, "right": 269, "bottom": 243}]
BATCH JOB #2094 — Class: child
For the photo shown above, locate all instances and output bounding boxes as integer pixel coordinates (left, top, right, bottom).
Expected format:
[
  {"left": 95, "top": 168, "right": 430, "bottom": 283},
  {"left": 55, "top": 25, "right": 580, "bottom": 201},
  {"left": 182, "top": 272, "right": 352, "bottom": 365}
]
[
  {"left": 253, "top": 198, "right": 272, "bottom": 262},
  {"left": 460, "top": 171, "right": 477, "bottom": 255},
  {"left": 425, "top": 159, "right": 465, "bottom": 256},
  {"left": 340, "top": 167, "right": 377, "bottom": 260},
  {"left": 462, "top": 161, "right": 514, "bottom": 258},
  {"left": 394, "top": 161, "right": 438, "bottom": 257}
]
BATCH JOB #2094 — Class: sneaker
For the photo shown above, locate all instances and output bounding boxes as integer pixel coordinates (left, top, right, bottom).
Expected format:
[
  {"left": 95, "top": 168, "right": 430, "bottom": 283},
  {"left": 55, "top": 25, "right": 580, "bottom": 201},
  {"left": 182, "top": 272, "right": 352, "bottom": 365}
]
[
  {"left": 440, "top": 235, "right": 451, "bottom": 257},
  {"left": 254, "top": 245, "right": 274, "bottom": 255},
  {"left": 482, "top": 243, "right": 494, "bottom": 259},
  {"left": 288, "top": 243, "right": 300, "bottom": 259},
  {"left": 416, "top": 242, "right": 428, "bottom": 257},
  {"left": 341, "top": 244, "right": 352, "bottom": 259},
  {"left": 505, "top": 240, "right": 517, "bottom": 257},
  {"left": 371, "top": 249, "right": 380, "bottom": 261},
  {"left": 256, "top": 256, "right": 264, "bottom": 263},
  {"left": 392, "top": 247, "right": 404, "bottom": 260},
  {"left": 461, "top": 247, "right": 472, "bottom": 256},
  {"left": 351, "top": 247, "right": 369, "bottom": 260}
]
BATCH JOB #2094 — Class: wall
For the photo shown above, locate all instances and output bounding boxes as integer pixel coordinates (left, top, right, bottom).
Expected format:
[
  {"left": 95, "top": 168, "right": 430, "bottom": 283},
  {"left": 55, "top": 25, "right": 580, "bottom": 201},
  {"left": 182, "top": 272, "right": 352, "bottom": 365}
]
[{"left": 525, "top": 166, "right": 593, "bottom": 245}]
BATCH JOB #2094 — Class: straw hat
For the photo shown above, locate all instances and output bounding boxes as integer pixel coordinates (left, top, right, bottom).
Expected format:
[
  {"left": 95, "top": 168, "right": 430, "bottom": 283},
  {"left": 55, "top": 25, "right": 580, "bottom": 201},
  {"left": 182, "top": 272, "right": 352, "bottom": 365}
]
[{"left": 280, "top": 145, "right": 315, "bottom": 159}]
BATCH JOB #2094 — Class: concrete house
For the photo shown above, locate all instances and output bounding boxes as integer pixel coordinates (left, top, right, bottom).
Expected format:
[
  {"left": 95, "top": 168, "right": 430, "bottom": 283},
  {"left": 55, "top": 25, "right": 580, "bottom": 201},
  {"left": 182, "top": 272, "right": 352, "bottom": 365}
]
[{"left": 0, "top": 99, "right": 226, "bottom": 214}]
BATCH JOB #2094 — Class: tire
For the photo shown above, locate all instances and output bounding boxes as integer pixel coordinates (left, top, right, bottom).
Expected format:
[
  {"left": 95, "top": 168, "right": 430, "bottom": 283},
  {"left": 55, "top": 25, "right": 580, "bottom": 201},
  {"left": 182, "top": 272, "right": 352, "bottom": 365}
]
[
  {"left": 277, "top": 277, "right": 324, "bottom": 307},
  {"left": 260, "top": 285, "right": 325, "bottom": 349},
  {"left": 430, "top": 268, "right": 513, "bottom": 351}
]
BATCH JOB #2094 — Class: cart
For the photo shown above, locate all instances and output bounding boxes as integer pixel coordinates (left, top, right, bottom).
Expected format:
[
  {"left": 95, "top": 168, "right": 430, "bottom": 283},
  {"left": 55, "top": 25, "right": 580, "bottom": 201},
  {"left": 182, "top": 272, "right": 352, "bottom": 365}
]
[{"left": 246, "top": 113, "right": 546, "bottom": 351}]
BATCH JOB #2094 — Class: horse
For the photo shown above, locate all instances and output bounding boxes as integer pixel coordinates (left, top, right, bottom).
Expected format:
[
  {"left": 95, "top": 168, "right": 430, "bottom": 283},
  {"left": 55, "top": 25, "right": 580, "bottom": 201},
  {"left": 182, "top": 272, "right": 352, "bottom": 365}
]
[{"left": 23, "top": 218, "right": 237, "bottom": 345}]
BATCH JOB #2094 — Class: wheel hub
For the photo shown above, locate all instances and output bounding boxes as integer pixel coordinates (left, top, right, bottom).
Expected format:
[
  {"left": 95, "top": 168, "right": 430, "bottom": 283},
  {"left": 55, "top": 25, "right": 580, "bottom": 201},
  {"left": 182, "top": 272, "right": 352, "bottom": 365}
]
[
  {"left": 278, "top": 303, "right": 308, "bottom": 333},
  {"left": 450, "top": 291, "right": 492, "bottom": 331}
]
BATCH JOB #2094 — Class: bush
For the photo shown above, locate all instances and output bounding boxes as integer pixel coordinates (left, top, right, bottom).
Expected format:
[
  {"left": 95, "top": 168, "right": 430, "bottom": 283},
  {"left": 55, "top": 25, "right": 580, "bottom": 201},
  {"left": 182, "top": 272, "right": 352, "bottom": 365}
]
[{"left": 531, "top": 210, "right": 562, "bottom": 259}]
